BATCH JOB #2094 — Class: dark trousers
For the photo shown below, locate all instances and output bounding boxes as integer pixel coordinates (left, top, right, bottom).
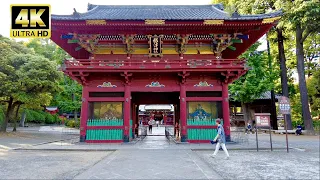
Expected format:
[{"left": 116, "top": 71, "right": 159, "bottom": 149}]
[{"left": 148, "top": 125, "right": 152, "bottom": 132}]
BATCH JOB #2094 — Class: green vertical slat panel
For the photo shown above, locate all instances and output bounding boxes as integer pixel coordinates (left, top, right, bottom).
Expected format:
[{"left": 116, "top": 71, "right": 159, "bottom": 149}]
[
  {"left": 113, "top": 129, "right": 115, "bottom": 140},
  {"left": 90, "top": 130, "right": 93, "bottom": 140},
  {"left": 87, "top": 130, "right": 90, "bottom": 140},
  {"left": 196, "top": 129, "right": 198, "bottom": 140},
  {"left": 116, "top": 129, "right": 119, "bottom": 140},
  {"left": 97, "top": 130, "right": 100, "bottom": 140},
  {"left": 108, "top": 129, "right": 110, "bottom": 140}
]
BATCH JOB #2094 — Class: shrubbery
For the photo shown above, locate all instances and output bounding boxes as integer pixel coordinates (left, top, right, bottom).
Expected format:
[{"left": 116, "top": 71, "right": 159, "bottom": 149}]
[
  {"left": 64, "top": 119, "right": 80, "bottom": 128},
  {"left": 25, "top": 109, "right": 62, "bottom": 124},
  {"left": 0, "top": 105, "right": 4, "bottom": 124}
]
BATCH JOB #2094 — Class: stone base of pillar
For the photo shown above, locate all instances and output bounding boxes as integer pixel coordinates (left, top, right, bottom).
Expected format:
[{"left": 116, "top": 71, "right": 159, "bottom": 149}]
[
  {"left": 226, "top": 135, "right": 231, "bottom": 142},
  {"left": 181, "top": 135, "right": 187, "bottom": 142},
  {"left": 123, "top": 135, "right": 129, "bottom": 142},
  {"left": 80, "top": 135, "right": 86, "bottom": 142}
]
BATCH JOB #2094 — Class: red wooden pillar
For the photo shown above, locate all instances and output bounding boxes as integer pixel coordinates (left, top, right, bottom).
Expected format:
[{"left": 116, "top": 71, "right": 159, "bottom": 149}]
[
  {"left": 180, "top": 84, "right": 187, "bottom": 142},
  {"left": 123, "top": 85, "right": 131, "bottom": 142},
  {"left": 80, "top": 86, "right": 89, "bottom": 142},
  {"left": 222, "top": 83, "right": 231, "bottom": 141}
]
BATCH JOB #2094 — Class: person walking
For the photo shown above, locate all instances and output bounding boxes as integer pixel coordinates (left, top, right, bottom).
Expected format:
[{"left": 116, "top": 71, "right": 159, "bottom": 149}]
[
  {"left": 148, "top": 119, "right": 153, "bottom": 134},
  {"left": 211, "top": 119, "right": 230, "bottom": 159}
]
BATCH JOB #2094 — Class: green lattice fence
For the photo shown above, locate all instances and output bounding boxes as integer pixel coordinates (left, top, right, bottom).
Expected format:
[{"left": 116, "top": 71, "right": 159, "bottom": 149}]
[
  {"left": 86, "top": 119, "right": 123, "bottom": 140},
  {"left": 86, "top": 129, "right": 123, "bottom": 140},
  {"left": 130, "top": 120, "right": 133, "bottom": 139},
  {"left": 187, "top": 129, "right": 217, "bottom": 140},
  {"left": 187, "top": 119, "right": 223, "bottom": 125},
  {"left": 187, "top": 119, "right": 223, "bottom": 140},
  {"left": 87, "top": 119, "right": 124, "bottom": 126}
]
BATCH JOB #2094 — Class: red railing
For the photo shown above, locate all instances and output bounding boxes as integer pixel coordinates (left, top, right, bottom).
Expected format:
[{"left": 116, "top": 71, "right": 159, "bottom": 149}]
[{"left": 63, "top": 58, "right": 246, "bottom": 70}]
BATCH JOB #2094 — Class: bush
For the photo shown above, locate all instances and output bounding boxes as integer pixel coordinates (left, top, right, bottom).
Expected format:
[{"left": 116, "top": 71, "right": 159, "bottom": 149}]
[
  {"left": 25, "top": 110, "right": 46, "bottom": 124},
  {"left": 0, "top": 105, "right": 5, "bottom": 124},
  {"left": 292, "top": 120, "right": 304, "bottom": 128},
  {"left": 45, "top": 113, "right": 55, "bottom": 124},
  {"left": 66, "top": 119, "right": 76, "bottom": 127},
  {"left": 313, "top": 120, "right": 320, "bottom": 131},
  {"left": 65, "top": 119, "right": 80, "bottom": 128}
]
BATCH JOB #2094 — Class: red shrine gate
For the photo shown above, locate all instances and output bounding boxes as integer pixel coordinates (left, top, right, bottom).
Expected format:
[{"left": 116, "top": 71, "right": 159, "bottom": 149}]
[{"left": 51, "top": 4, "right": 281, "bottom": 143}]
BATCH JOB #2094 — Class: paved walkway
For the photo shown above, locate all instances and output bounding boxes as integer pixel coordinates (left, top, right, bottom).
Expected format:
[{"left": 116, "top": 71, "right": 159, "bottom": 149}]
[
  {"left": 1, "top": 128, "right": 319, "bottom": 179},
  {"left": 75, "top": 149, "right": 221, "bottom": 179}
]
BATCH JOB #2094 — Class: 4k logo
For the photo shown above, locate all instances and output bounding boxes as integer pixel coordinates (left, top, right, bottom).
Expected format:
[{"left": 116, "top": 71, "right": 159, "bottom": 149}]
[{"left": 10, "top": 4, "right": 51, "bottom": 38}]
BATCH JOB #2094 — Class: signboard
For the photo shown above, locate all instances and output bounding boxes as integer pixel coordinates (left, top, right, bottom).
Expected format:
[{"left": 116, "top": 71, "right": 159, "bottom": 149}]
[
  {"left": 255, "top": 113, "right": 271, "bottom": 127},
  {"left": 148, "top": 35, "right": 163, "bottom": 57},
  {"left": 10, "top": 4, "right": 51, "bottom": 38},
  {"left": 279, "top": 96, "right": 291, "bottom": 115}
]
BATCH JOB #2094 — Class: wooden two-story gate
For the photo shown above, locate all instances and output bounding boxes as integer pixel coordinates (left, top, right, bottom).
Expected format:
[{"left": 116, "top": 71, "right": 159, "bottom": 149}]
[{"left": 51, "top": 4, "right": 281, "bottom": 143}]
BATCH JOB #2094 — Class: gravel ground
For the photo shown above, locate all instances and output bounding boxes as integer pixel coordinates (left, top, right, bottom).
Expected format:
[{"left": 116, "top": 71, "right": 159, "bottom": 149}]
[
  {"left": 195, "top": 149, "right": 320, "bottom": 180},
  {"left": 0, "top": 151, "right": 112, "bottom": 179}
]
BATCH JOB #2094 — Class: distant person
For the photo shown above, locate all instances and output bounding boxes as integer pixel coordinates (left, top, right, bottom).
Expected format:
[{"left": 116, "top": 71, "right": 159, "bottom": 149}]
[
  {"left": 156, "top": 120, "right": 159, "bottom": 127},
  {"left": 245, "top": 123, "right": 253, "bottom": 134},
  {"left": 211, "top": 119, "right": 230, "bottom": 159},
  {"left": 148, "top": 119, "right": 153, "bottom": 133},
  {"left": 296, "top": 124, "right": 302, "bottom": 135}
]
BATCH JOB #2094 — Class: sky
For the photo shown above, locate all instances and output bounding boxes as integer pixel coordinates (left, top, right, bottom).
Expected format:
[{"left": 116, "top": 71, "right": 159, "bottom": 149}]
[
  {"left": 0, "top": 0, "right": 267, "bottom": 49},
  {"left": 0, "top": 0, "right": 212, "bottom": 38}
]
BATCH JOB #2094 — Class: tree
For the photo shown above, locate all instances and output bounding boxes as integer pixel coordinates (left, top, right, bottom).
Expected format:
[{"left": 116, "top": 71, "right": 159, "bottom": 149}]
[
  {"left": 213, "top": 0, "right": 293, "bottom": 129},
  {"left": 50, "top": 77, "right": 82, "bottom": 121},
  {"left": 304, "top": 34, "right": 320, "bottom": 77},
  {"left": 307, "top": 70, "right": 320, "bottom": 118},
  {"left": 287, "top": 0, "right": 320, "bottom": 132},
  {"left": 24, "top": 39, "right": 82, "bottom": 120},
  {"left": 229, "top": 43, "right": 276, "bottom": 124},
  {"left": 0, "top": 37, "right": 61, "bottom": 132}
]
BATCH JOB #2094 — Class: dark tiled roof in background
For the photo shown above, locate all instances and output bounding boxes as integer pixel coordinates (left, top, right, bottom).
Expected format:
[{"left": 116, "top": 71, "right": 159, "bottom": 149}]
[
  {"left": 229, "top": 91, "right": 281, "bottom": 101},
  {"left": 52, "top": 4, "right": 282, "bottom": 21},
  {"left": 257, "top": 91, "right": 281, "bottom": 100}
]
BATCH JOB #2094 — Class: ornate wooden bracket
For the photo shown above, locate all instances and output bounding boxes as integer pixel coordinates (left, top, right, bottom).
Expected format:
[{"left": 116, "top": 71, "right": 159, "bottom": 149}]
[
  {"left": 178, "top": 71, "right": 190, "bottom": 84},
  {"left": 221, "top": 70, "right": 247, "bottom": 84},
  {"left": 79, "top": 72, "right": 89, "bottom": 86},
  {"left": 121, "top": 34, "right": 135, "bottom": 55},
  {"left": 221, "top": 71, "right": 231, "bottom": 84},
  {"left": 176, "top": 34, "right": 190, "bottom": 55},
  {"left": 68, "top": 33, "right": 100, "bottom": 53},
  {"left": 120, "top": 71, "right": 133, "bottom": 85},
  {"left": 211, "top": 33, "right": 245, "bottom": 57}
]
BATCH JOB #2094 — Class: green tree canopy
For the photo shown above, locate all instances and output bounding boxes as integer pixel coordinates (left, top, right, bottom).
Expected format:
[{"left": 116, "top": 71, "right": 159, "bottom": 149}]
[{"left": 0, "top": 36, "right": 61, "bottom": 132}]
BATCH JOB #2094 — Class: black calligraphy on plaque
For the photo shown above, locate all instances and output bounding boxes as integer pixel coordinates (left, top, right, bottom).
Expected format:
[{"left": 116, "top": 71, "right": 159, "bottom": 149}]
[{"left": 148, "top": 35, "right": 163, "bottom": 57}]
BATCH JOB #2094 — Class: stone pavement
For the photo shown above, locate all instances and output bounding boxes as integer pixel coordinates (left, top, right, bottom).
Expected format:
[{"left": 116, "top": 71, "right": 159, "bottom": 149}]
[
  {"left": 74, "top": 149, "right": 221, "bottom": 179},
  {"left": 0, "top": 126, "right": 79, "bottom": 150},
  {"left": 0, "top": 126, "right": 319, "bottom": 179}
]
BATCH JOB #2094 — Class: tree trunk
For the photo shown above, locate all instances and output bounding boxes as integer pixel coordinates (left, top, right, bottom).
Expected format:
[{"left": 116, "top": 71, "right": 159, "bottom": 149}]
[
  {"left": 267, "top": 33, "right": 278, "bottom": 130},
  {"left": 13, "top": 103, "right": 21, "bottom": 132},
  {"left": 19, "top": 111, "right": 26, "bottom": 127},
  {"left": 241, "top": 103, "right": 253, "bottom": 126},
  {"left": 277, "top": 28, "right": 293, "bottom": 130},
  {"left": 0, "top": 97, "right": 14, "bottom": 132},
  {"left": 296, "top": 25, "right": 314, "bottom": 132}
]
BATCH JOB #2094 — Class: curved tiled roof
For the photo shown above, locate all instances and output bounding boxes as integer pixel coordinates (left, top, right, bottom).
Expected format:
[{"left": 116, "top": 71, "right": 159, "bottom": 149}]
[{"left": 51, "top": 4, "right": 282, "bottom": 21}]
